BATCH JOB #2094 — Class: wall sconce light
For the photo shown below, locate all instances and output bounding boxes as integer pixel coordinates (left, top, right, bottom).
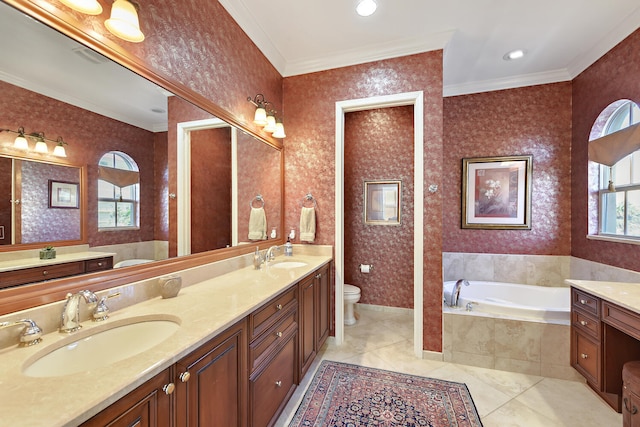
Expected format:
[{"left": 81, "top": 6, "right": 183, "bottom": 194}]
[
  {"left": 53, "top": 137, "right": 68, "bottom": 157},
  {"left": 105, "top": 0, "right": 145, "bottom": 43},
  {"left": 1, "top": 128, "right": 70, "bottom": 156},
  {"left": 13, "top": 127, "right": 29, "bottom": 150},
  {"left": 56, "top": 0, "right": 145, "bottom": 43},
  {"left": 57, "top": 0, "right": 103, "bottom": 15},
  {"left": 247, "top": 94, "right": 286, "bottom": 138}
]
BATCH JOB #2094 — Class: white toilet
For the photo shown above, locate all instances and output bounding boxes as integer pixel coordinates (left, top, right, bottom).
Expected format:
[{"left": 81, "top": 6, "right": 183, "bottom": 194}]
[{"left": 344, "top": 284, "right": 361, "bottom": 325}]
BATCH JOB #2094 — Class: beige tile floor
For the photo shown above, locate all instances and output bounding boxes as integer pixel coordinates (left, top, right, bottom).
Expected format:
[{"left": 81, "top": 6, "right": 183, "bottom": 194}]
[{"left": 276, "top": 307, "right": 622, "bottom": 426}]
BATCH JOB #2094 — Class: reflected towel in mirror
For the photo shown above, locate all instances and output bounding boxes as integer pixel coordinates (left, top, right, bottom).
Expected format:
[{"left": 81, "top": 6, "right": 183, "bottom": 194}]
[
  {"left": 300, "top": 207, "right": 316, "bottom": 242},
  {"left": 248, "top": 207, "right": 267, "bottom": 240}
]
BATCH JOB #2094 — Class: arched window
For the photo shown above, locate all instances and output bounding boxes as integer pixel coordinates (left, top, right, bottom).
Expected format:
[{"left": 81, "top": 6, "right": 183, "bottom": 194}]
[
  {"left": 592, "top": 100, "right": 640, "bottom": 237},
  {"left": 97, "top": 151, "right": 140, "bottom": 229}
]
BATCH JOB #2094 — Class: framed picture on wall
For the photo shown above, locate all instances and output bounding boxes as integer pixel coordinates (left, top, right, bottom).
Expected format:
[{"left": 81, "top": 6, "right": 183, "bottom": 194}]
[
  {"left": 462, "top": 155, "right": 532, "bottom": 229},
  {"left": 364, "top": 180, "right": 401, "bottom": 225},
  {"left": 49, "top": 180, "right": 79, "bottom": 209}
]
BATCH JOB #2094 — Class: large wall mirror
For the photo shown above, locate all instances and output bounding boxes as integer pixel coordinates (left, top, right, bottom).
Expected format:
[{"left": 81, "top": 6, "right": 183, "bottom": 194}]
[{"left": 0, "top": 0, "right": 284, "bottom": 314}]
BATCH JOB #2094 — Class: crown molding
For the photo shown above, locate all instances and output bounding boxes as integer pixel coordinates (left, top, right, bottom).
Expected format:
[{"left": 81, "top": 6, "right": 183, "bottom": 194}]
[
  {"left": 443, "top": 69, "right": 572, "bottom": 97},
  {"left": 566, "top": 5, "right": 640, "bottom": 79},
  {"left": 283, "top": 31, "right": 454, "bottom": 77}
]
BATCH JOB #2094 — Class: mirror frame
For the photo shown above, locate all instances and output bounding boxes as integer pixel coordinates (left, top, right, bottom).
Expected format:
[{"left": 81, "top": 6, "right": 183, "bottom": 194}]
[
  {"left": 0, "top": 0, "right": 285, "bottom": 316},
  {"left": 0, "top": 153, "right": 87, "bottom": 251}
]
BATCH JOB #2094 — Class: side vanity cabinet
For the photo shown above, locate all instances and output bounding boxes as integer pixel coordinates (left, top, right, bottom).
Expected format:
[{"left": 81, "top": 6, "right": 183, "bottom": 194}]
[{"left": 571, "top": 287, "right": 640, "bottom": 412}]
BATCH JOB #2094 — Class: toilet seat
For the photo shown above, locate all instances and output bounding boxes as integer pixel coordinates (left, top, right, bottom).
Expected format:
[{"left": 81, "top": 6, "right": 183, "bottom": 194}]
[{"left": 344, "top": 284, "right": 360, "bottom": 295}]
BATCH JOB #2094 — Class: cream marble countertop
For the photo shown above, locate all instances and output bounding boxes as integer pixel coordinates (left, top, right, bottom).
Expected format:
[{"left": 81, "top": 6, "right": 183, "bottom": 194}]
[
  {"left": 0, "top": 252, "right": 332, "bottom": 427},
  {"left": 0, "top": 251, "right": 117, "bottom": 273},
  {"left": 566, "top": 279, "right": 640, "bottom": 314}
]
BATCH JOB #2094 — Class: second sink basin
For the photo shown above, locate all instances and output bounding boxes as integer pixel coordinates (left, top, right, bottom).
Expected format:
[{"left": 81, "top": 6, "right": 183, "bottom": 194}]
[
  {"left": 23, "top": 315, "right": 181, "bottom": 378},
  {"left": 271, "top": 261, "right": 308, "bottom": 269}
]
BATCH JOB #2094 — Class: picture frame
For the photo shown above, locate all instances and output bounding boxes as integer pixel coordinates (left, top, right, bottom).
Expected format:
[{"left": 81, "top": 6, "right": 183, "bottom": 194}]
[
  {"left": 49, "top": 180, "right": 79, "bottom": 209},
  {"left": 364, "top": 180, "right": 401, "bottom": 225},
  {"left": 461, "top": 155, "right": 532, "bottom": 229}
]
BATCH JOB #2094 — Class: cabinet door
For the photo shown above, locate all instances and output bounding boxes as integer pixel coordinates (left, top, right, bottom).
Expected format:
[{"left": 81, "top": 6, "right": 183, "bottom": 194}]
[
  {"left": 299, "top": 274, "right": 316, "bottom": 377},
  {"left": 623, "top": 388, "right": 640, "bottom": 427},
  {"left": 175, "top": 319, "right": 247, "bottom": 427},
  {"left": 80, "top": 368, "right": 172, "bottom": 427},
  {"left": 315, "top": 264, "right": 331, "bottom": 349}
]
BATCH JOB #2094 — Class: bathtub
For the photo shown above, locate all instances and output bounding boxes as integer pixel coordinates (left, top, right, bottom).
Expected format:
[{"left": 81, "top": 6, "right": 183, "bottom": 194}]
[{"left": 443, "top": 280, "right": 570, "bottom": 323}]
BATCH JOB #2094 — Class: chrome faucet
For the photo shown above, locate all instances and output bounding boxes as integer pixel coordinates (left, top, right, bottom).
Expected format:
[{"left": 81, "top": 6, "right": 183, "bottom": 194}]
[
  {"left": 0, "top": 319, "right": 43, "bottom": 346},
  {"left": 60, "top": 290, "right": 98, "bottom": 333},
  {"left": 265, "top": 245, "right": 280, "bottom": 264},
  {"left": 447, "top": 279, "right": 470, "bottom": 307}
]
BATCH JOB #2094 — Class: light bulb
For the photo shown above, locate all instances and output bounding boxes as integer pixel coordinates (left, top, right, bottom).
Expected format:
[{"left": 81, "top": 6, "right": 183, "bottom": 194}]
[
  {"left": 58, "top": 0, "right": 103, "bottom": 15},
  {"left": 263, "top": 115, "right": 277, "bottom": 133},
  {"left": 272, "top": 122, "right": 286, "bottom": 138},
  {"left": 13, "top": 135, "right": 28, "bottom": 150},
  {"left": 53, "top": 145, "right": 67, "bottom": 157},
  {"left": 253, "top": 107, "right": 267, "bottom": 126},
  {"left": 105, "top": 0, "right": 145, "bottom": 43},
  {"left": 34, "top": 140, "right": 48, "bottom": 153}
]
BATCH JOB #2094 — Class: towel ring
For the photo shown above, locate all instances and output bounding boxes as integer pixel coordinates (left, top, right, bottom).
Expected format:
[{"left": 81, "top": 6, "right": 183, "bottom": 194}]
[
  {"left": 250, "top": 194, "right": 265, "bottom": 209},
  {"left": 301, "top": 193, "right": 317, "bottom": 208}
]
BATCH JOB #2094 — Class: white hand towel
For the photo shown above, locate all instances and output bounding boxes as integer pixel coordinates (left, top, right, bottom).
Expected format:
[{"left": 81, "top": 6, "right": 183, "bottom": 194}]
[
  {"left": 300, "top": 207, "right": 316, "bottom": 242},
  {"left": 248, "top": 207, "right": 267, "bottom": 240}
]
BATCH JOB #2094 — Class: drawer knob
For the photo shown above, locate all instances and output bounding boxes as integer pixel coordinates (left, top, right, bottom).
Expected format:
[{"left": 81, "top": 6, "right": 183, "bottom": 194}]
[
  {"left": 276, "top": 304, "right": 283, "bottom": 310},
  {"left": 97, "top": 262, "right": 103, "bottom": 267},
  {"left": 42, "top": 270, "right": 48, "bottom": 276},
  {"left": 580, "top": 299, "right": 588, "bottom": 305},
  {"left": 315, "top": 273, "right": 322, "bottom": 279},
  {"left": 580, "top": 320, "right": 588, "bottom": 326},
  {"left": 163, "top": 383, "right": 175, "bottom": 395},
  {"left": 276, "top": 331, "right": 283, "bottom": 338},
  {"left": 179, "top": 371, "right": 191, "bottom": 383},
  {"left": 581, "top": 353, "right": 589, "bottom": 359},
  {"left": 275, "top": 380, "right": 282, "bottom": 387}
]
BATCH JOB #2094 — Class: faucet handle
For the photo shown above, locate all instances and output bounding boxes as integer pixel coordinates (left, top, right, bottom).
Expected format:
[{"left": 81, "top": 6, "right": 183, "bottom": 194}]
[
  {"left": 0, "top": 319, "right": 43, "bottom": 346},
  {"left": 93, "top": 292, "right": 121, "bottom": 322}
]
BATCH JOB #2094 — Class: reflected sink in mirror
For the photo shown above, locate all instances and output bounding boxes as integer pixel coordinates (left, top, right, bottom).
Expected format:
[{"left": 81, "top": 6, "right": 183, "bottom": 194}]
[
  {"left": 23, "top": 315, "right": 181, "bottom": 378},
  {"left": 270, "top": 261, "right": 308, "bottom": 269}
]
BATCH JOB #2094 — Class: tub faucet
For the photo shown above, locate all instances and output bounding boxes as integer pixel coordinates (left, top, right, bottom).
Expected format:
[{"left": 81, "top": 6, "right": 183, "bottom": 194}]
[
  {"left": 448, "top": 279, "right": 470, "bottom": 307},
  {"left": 60, "top": 290, "right": 98, "bottom": 333}
]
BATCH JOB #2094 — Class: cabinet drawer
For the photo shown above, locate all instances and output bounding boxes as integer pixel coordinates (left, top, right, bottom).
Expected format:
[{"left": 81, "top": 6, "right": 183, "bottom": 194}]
[
  {"left": 85, "top": 257, "right": 113, "bottom": 272},
  {"left": 572, "top": 288, "right": 599, "bottom": 316},
  {"left": 0, "top": 261, "right": 84, "bottom": 289},
  {"left": 572, "top": 329, "right": 601, "bottom": 388},
  {"left": 603, "top": 302, "right": 640, "bottom": 342},
  {"left": 250, "top": 331, "right": 297, "bottom": 427},
  {"left": 249, "top": 308, "right": 297, "bottom": 373},
  {"left": 572, "top": 309, "right": 600, "bottom": 338},
  {"left": 250, "top": 287, "right": 297, "bottom": 340}
]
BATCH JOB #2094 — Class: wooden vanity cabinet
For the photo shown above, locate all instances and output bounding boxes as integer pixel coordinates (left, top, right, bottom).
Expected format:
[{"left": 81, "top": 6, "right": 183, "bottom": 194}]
[
  {"left": 248, "top": 286, "right": 299, "bottom": 427},
  {"left": 80, "top": 367, "right": 173, "bottom": 427},
  {"left": 299, "top": 263, "right": 331, "bottom": 378},
  {"left": 571, "top": 287, "right": 640, "bottom": 412},
  {"left": 175, "top": 319, "right": 247, "bottom": 427},
  {"left": 0, "top": 256, "right": 113, "bottom": 289}
]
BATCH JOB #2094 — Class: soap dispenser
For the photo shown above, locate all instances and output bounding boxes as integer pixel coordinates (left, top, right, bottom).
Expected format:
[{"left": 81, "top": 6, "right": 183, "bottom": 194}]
[
  {"left": 285, "top": 237, "right": 293, "bottom": 257},
  {"left": 253, "top": 247, "right": 262, "bottom": 269}
]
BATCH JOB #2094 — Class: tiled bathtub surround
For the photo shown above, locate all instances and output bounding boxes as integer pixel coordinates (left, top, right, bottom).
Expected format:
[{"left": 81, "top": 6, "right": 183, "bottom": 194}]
[
  {"left": 444, "top": 252, "right": 640, "bottom": 286},
  {"left": 442, "top": 310, "right": 580, "bottom": 380}
]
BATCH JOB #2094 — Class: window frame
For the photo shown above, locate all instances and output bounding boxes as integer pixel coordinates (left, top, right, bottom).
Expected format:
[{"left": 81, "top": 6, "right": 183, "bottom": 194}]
[{"left": 97, "top": 151, "right": 140, "bottom": 230}]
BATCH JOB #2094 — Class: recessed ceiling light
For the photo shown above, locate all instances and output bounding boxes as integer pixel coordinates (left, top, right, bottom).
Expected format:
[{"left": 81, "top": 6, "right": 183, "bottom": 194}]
[
  {"left": 503, "top": 49, "right": 526, "bottom": 61},
  {"left": 151, "top": 108, "right": 166, "bottom": 114},
  {"left": 356, "top": 0, "right": 377, "bottom": 17}
]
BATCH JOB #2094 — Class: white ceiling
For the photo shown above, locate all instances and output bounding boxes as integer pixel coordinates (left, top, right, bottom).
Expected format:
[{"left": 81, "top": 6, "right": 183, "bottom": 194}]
[
  {"left": 219, "top": 0, "right": 640, "bottom": 96},
  {"left": 1, "top": 1, "right": 640, "bottom": 133}
]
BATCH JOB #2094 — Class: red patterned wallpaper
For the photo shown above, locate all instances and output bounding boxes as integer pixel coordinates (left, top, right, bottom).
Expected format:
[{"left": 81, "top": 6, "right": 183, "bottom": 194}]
[
  {"left": 443, "top": 83, "right": 573, "bottom": 255},
  {"left": 283, "top": 52, "right": 444, "bottom": 351},
  {"left": 154, "top": 131, "right": 168, "bottom": 241},
  {"left": 344, "top": 107, "right": 415, "bottom": 309},
  {"left": 572, "top": 28, "right": 640, "bottom": 271},
  {"left": 190, "top": 127, "right": 232, "bottom": 253},
  {"left": 0, "top": 80, "right": 157, "bottom": 247}
]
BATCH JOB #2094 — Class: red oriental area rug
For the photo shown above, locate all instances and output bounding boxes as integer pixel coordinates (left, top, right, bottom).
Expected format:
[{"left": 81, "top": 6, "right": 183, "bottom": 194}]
[{"left": 289, "top": 361, "right": 483, "bottom": 427}]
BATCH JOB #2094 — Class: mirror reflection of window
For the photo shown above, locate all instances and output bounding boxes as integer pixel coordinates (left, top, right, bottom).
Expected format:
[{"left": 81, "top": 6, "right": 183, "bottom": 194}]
[{"left": 98, "top": 151, "right": 140, "bottom": 229}]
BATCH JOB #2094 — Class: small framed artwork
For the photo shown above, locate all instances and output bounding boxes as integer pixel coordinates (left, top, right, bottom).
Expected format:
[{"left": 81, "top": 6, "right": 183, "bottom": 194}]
[
  {"left": 49, "top": 180, "right": 80, "bottom": 209},
  {"left": 364, "top": 180, "right": 401, "bottom": 225},
  {"left": 462, "top": 155, "right": 532, "bottom": 229}
]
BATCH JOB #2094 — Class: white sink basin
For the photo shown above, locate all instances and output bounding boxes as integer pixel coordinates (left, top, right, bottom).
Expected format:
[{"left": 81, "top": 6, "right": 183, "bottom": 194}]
[
  {"left": 23, "top": 315, "right": 181, "bottom": 378},
  {"left": 271, "top": 261, "right": 308, "bottom": 269}
]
